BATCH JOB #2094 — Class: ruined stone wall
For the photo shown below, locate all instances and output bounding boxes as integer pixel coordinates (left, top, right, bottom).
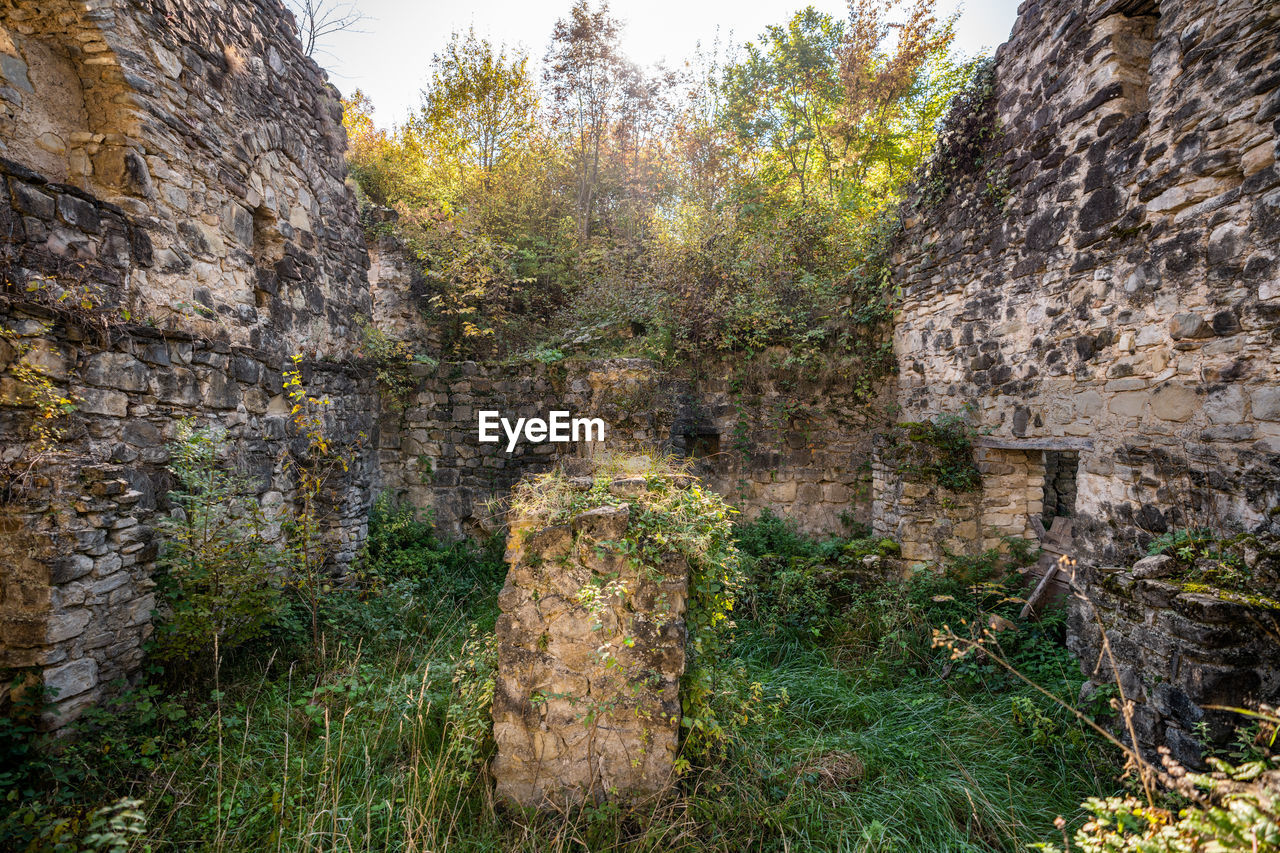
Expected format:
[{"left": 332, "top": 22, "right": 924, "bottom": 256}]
[
  {"left": 673, "top": 369, "right": 890, "bottom": 536},
  {"left": 890, "top": 0, "right": 1280, "bottom": 564},
  {"left": 377, "top": 358, "right": 674, "bottom": 539},
  {"left": 0, "top": 0, "right": 377, "bottom": 723},
  {"left": 378, "top": 357, "right": 890, "bottom": 539},
  {"left": 0, "top": 0, "right": 370, "bottom": 354},
  {"left": 1067, "top": 559, "right": 1280, "bottom": 767},
  {"left": 364, "top": 212, "right": 442, "bottom": 357},
  {"left": 871, "top": 458, "right": 981, "bottom": 564},
  {"left": 492, "top": 473, "right": 688, "bottom": 807}
]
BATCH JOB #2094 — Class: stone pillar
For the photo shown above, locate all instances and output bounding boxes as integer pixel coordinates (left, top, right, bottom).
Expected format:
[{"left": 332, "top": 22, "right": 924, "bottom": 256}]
[
  {"left": 977, "top": 448, "right": 1042, "bottom": 548},
  {"left": 491, "top": 474, "right": 689, "bottom": 807}
]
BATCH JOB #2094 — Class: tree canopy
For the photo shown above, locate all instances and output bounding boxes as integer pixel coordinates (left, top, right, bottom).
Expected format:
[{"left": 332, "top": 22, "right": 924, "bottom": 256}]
[{"left": 343, "top": 0, "right": 977, "bottom": 362}]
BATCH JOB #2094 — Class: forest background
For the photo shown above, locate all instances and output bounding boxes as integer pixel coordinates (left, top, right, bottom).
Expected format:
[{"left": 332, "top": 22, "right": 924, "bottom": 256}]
[{"left": 341, "top": 0, "right": 980, "bottom": 366}]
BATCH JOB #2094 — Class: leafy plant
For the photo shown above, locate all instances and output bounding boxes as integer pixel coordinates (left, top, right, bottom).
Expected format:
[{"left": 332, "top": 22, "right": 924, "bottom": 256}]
[
  {"left": 280, "top": 356, "right": 364, "bottom": 658},
  {"left": 360, "top": 495, "right": 505, "bottom": 600},
  {"left": 152, "top": 419, "right": 283, "bottom": 675},
  {"left": 882, "top": 413, "right": 981, "bottom": 492},
  {"left": 356, "top": 319, "right": 424, "bottom": 410}
]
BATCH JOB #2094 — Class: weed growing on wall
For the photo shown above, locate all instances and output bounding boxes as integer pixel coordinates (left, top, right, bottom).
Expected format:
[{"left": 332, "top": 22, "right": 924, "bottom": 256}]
[
  {"left": 911, "top": 56, "right": 1001, "bottom": 211},
  {"left": 356, "top": 318, "right": 433, "bottom": 410},
  {"left": 881, "top": 412, "right": 981, "bottom": 491},
  {"left": 152, "top": 419, "right": 283, "bottom": 676},
  {"left": 280, "top": 355, "right": 365, "bottom": 658}
]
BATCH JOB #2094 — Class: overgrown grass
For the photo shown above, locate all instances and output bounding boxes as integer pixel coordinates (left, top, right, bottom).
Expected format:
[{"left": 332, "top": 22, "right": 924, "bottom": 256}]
[{"left": 2, "top": 504, "right": 1121, "bottom": 852}]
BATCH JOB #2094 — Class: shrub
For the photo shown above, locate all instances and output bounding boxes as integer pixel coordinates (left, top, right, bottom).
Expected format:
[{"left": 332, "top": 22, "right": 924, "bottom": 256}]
[
  {"left": 361, "top": 495, "right": 505, "bottom": 600},
  {"left": 151, "top": 420, "right": 283, "bottom": 674}
]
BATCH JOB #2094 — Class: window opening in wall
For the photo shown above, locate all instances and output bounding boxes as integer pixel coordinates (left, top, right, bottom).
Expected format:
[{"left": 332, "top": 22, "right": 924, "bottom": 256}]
[
  {"left": 685, "top": 430, "right": 720, "bottom": 460},
  {"left": 1042, "top": 451, "right": 1079, "bottom": 526}
]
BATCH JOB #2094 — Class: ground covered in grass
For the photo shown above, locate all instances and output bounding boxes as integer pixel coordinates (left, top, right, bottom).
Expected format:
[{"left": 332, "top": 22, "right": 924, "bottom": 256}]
[{"left": 2, "top": 503, "right": 1122, "bottom": 852}]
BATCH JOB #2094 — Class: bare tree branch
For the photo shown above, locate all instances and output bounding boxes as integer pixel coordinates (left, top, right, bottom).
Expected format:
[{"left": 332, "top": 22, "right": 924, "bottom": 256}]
[{"left": 284, "top": 0, "right": 367, "bottom": 58}]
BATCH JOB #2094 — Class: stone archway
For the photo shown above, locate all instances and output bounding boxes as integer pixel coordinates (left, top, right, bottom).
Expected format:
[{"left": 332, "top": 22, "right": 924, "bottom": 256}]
[{"left": 0, "top": 0, "right": 147, "bottom": 199}]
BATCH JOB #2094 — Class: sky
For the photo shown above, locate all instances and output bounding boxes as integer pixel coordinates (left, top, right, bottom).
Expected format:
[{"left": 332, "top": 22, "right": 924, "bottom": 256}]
[{"left": 316, "top": 0, "right": 1021, "bottom": 127}]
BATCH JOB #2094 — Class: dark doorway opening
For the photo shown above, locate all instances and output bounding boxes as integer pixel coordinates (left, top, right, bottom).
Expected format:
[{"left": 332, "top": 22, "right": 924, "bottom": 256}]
[{"left": 1042, "top": 451, "right": 1079, "bottom": 525}]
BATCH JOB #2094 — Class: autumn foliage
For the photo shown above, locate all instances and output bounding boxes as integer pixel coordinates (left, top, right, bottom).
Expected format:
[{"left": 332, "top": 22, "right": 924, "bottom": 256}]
[{"left": 343, "top": 0, "right": 976, "bottom": 362}]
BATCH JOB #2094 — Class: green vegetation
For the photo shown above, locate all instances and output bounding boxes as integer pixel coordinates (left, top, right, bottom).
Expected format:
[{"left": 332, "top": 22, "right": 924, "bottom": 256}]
[
  {"left": 1146, "top": 527, "right": 1280, "bottom": 601},
  {"left": 3, "top": 479, "right": 1138, "bottom": 852},
  {"left": 150, "top": 419, "right": 284, "bottom": 675},
  {"left": 881, "top": 412, "right": 981, "bottom": 492},
  {"left": 343, "top": 0, "right": 977, "bottom": 365}
]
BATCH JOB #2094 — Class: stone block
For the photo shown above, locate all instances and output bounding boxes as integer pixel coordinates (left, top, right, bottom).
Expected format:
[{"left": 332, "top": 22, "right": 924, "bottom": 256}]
[
  {"left": 1168, "top": 313, "right": 1214, "bottom": 340},
  {"left": 1108, "top": 391, "right": 1147, "bottom": 417},
  {"left": 44, "top": 658, "right": 98, "bottom": 701},
  {"left": 1149, "top": 384, "right": 1198, "bottom": 422},
  {"left": 1252, "top": 387, "right": 1280, "bottom": 422},
  {"left": 52, "top": 554, "right": 94, "bottom": 584},
  {"left": 75, "top": 387, "right": 129, "bottom": 417},
  {"left": 1131, "top": 554, "right": 1175, "bottom": 579},
  {"left": 46, "top": 608, "right": 91, "bottom": 644}
]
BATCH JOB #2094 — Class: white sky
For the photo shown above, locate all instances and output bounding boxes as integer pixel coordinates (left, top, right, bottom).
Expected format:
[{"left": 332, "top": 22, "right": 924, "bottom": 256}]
[{"left": 317, "top": 0, "right": 1021, "bottom": 126}]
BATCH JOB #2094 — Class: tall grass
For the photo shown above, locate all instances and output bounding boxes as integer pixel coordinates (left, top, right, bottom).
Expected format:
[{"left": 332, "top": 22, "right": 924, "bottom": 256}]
[
  {"left": 117, "top": 592, "right": 1112, "bottom": 851},
  {"left": 4, "top": 510, "right": 1119, "bottom": 852}
]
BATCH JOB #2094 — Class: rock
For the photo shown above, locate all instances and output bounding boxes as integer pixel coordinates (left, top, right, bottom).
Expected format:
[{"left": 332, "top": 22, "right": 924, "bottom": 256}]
[
  {"left": 51, "top": 554, "right": 94, "bottom": 585},
  {"left": 43, "top": 658, "right": 98, "bottom": 700},
  {"left": 74, "top": 387, "right": 129, "bottom": 417},
  {"left": 1131, "top": 554, "right": 1176, "bottom": 579},
  {"left": 1253, "top": 387, "right": 1280, "bottom": 422},
  {"left": 1149, "top": 384, "right": 1198, "bottom": 422},
  {"left": 1168, "top": 313, "right": 1214, "bottom": 340},
  {"left": 84, "top": 353, "right": 149, "bottom": 392},
  {"left": 46, "top": 609, "right": 91, "bottom": 644}
]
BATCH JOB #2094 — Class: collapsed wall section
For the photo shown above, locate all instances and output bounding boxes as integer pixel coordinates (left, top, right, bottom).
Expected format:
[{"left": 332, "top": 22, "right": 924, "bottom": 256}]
[{"left": 889, "top": 0, "right": 1280, "bottom": 563}]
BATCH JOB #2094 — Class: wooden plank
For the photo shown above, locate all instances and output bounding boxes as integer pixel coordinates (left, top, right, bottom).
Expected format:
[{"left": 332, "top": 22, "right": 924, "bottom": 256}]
[{"left": 1020, "top": 563, "right": 1060, "bottom": 619}]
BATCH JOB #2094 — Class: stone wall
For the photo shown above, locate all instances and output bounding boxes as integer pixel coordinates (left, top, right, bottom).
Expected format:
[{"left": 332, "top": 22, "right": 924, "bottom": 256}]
[
  {"left": 492, "top": 471, "right": 689, "bottom": 807},
  {"left": 891, "top": 0, "right": 1280, "bottom": 564},
  {"left": 671, "top": 366, "right": 891, "bottom": 536},
  {"left": 0, "top": 307, "right": 376, "bottom": 724},
  {"left": 365, "top": 210, "right": 441, "bottom": 356},
  {"left": 871, "top": 457, "right": 981, "bottom": 564},
  {"left": 0, "top": 0, "right": 377, "bottom": 724},
  {"left": 377, "top": 358, "right": 674, "bottom": 539},
  {"left": 378, "top": 357, "right": 892, "bottom": 539},
  {"left": 1067, "top": 559, "right": 1280, "bottom": 767},
  {"left": 0, "top": 0, "right": 370, "bottom": 355}
]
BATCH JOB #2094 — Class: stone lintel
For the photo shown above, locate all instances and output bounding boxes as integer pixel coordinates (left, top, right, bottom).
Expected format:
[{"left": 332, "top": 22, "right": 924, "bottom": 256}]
[{"left": 974, "top": 436, "right": 1095, "bottom": 452}]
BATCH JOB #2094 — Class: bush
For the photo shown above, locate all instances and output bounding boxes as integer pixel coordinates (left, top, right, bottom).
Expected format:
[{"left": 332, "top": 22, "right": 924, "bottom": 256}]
[
  {"left": 151, "top": 420, "right": 283, "bottom": 674},
  {"left": 361, "top": 495, "right": 505, "bottom": 601}
]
